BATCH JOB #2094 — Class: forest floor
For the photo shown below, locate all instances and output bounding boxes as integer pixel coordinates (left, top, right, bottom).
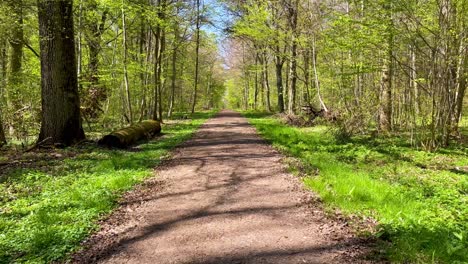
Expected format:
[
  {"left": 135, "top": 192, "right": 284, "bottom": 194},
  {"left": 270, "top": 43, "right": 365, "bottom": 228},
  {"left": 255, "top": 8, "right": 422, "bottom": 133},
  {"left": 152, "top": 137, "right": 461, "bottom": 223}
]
[
  {"left": 244, "top": 112, "right": 467, "bottom": 263},
  {"left": 71, "top": 110, "right": 377, "bottom": 264}
]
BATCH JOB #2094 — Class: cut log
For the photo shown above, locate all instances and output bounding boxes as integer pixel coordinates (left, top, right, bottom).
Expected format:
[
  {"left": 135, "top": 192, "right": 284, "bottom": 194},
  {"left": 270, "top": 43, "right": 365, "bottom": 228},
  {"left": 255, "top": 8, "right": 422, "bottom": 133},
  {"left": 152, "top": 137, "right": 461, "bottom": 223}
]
[{"left": 98, "top": 120, "right": 161, "bottom": 148}]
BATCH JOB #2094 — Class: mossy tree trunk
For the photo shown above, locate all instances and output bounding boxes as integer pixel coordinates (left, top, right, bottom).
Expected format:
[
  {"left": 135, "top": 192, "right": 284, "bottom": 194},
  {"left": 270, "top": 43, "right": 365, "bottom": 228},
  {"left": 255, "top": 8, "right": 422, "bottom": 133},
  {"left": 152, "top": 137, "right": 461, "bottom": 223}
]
[{"left": 99, "top": 120, "right": 161, "bottom": 148}]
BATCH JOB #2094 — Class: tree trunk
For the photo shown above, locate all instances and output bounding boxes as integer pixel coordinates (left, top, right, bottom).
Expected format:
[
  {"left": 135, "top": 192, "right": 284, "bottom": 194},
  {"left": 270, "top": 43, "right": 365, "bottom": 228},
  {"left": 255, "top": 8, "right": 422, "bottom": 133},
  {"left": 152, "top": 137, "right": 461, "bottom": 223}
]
[
  {"left": 153, "top": 24, "right": 161, "bottom": 120},
  {"left": 312, "top": 35, "right": 328, "bottom": 112},
  {"left": 454, "top": 55, "right": 466, "bottom": 128},
  {"left": 410, "top": 44, "right": 419, "bottom": 116},
  {"left": 245, "top": 74, "right": 250, "bottom": 110},
  {"left": 287, "top": 0, "right": 299, "bottom": 115},
  {"left": 168, "top": 24, "right": 179, "bottom": 118},
  {"left": 303, "top": 49, "right": 311, "bottom": 106},
  {"left": 263, "top": 50, "right": 272, "bottom": 112},
  {"left": 84, "top": 1, "right": 108, "bottom": 118},
  {"left": 86, "top": 2, "right": 107, "bottom": 87},
  {"left": 254, "top": 52, "right": 259, "bottom": 109},
  {"left": 0, "top": 42, "right": 6, "bottom": 146},
  {"left": 191, "top": 0, "right": 201, "bottom": 114},
  {"left": 77, "top": 0, "right": 83, "bottom": 80},
  {"left": 138, "top": 20, "right": 147, "bottom": 121},
  {"left": 379, "top": 62, "right": 393, "bottom": 132},
  {"left": 379, "top": 2, "right": 393, "bottom": 133},
  {"left": 453, "top": 24, "right": 466, "bottom": 132},
  {"left": 0, "top": 113, "right": 5, "bottom": 146},
  {"left": 8, "top": 0, "right": 23, "bottom": 86},
  {"left": 6, "top": 0, "right": 24, "bottom": 136},
  {"left": 122, "top": 2, "right": 133, "bottom": 124},
  {"left": 158, "top": 27, "right": 166, "bottom": 121},
  {"left": 99, "top": 120, "right": 161, "bottom": 148},
  {"left": 37, "top": 0, "right": 85, "bottom": 146}
]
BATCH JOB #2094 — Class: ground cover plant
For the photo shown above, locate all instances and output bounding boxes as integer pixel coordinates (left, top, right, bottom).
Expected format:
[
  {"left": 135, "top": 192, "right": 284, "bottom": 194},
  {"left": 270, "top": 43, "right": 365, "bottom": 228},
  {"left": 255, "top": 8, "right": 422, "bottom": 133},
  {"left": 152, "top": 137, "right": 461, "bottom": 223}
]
[
  {"left": 244, "top": 112, "right": 468, "bottom": 264},
  {"left": 0, "top": 112, "right": 214, "bottom": 263}
]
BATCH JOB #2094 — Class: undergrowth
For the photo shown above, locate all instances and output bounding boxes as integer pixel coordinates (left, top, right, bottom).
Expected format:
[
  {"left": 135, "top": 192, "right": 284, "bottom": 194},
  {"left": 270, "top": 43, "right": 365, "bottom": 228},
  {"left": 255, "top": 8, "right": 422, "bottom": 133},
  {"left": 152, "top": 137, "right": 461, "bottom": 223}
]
[
  {"left": 0, "top": 112, "right": 214, "bottom": 263},
  {"left": 244, "top": 111, "right": 467, "bottom": 264}
]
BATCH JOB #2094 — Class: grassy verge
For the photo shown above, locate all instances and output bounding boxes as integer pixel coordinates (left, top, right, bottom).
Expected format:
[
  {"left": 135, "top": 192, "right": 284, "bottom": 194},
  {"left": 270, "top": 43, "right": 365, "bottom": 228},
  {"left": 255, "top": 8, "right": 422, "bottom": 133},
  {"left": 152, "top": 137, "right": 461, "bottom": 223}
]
[
  {"left": 0, "top": 112, "right": 214, "bottom": 263},
  {"left": 244, "top": 112, "right": 467, "bottom": 264}
]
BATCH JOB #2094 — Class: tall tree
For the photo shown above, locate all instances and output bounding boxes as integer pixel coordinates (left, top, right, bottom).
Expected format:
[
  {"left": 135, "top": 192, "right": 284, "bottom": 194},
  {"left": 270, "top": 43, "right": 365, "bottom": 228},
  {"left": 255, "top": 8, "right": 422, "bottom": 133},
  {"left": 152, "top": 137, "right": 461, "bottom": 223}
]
[
  {"left": 168, "top": 21, "right": 180, "bottom": 118},
  {"left": 5, "top": 0, "right": 24, "bottom": 136},
  {"left": 191, "top": 0, "right": 202, "bottom": 114},
  {"left": 37, "top": 0, "right": 85, "bottom": 145},
  {"left": 81, "top": 0, "right": 108, "bottom": 119},
  {"left": 122, "top": 0, "right": 133, "bottom": 123},
  {"left": 378, "top": 0, "right": 393, "bottom": 132},
  {"left": 152, "top": 0, "right": 167, "bottom": 121},
  {"left": 286, "top": 0, "right": 299, "bottom": 114},
  {"left": 261, "top": 49, "right": 272, "bottom": 112},
  {"left": 0, "top": 41, "right": 6, "bottom": 146}
]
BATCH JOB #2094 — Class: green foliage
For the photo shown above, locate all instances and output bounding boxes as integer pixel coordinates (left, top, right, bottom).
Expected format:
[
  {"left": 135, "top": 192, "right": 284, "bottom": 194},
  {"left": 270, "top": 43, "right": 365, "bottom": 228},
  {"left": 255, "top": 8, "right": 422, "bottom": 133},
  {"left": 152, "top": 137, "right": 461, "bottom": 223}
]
[
  {"left": 0, "top": 112, "right": 214, "bottom": 263},
  {"left": 0, "top": 0, "right": 225, "bottom": 146},
  {"left": 232, "top": 1, "right": 273, "bottom": 42},
  {"left": 245, "top": 112, "right": 468, "bottom": 263}
]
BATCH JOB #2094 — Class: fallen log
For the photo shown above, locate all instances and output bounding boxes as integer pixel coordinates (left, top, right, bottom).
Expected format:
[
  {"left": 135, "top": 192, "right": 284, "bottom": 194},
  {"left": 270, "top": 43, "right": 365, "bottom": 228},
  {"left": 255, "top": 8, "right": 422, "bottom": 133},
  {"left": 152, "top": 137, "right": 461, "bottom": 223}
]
[{"left": 98, "top": 120, "right": 161, "bottom": 148}]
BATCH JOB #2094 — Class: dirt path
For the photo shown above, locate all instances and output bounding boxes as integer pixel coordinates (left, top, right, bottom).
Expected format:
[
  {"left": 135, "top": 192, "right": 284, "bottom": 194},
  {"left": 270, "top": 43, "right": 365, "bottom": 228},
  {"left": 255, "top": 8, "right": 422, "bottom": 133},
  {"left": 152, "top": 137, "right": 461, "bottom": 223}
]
[{"left": 73, "top": 110, "right": 373, "bottom": 264}]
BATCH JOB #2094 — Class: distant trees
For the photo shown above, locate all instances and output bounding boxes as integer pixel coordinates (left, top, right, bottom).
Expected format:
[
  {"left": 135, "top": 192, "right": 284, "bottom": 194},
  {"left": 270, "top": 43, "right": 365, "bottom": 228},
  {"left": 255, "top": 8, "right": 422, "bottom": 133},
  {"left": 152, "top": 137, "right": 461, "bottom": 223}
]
[
  {"left": 80, "top": 0, "right": 109, "bottom": 120},
  {"left": 0, "top": 0, "right": 464, "bottom": 150},
  {"left": 7, "top": 0, "right": 24, "bottom": 136},
  {"left": 227, "top": 0, "right": 467, "bottom": 149},
  {"left": 0, "top": 0, "right": 226, "bottom": 147}
]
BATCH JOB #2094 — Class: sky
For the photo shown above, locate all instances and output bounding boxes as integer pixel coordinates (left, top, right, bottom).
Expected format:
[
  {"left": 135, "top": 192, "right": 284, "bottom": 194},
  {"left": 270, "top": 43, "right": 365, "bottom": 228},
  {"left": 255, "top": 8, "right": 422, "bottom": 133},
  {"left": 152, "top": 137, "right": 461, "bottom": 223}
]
[{"left": 202, "top": 0, "right": 234, "bottom": 59}]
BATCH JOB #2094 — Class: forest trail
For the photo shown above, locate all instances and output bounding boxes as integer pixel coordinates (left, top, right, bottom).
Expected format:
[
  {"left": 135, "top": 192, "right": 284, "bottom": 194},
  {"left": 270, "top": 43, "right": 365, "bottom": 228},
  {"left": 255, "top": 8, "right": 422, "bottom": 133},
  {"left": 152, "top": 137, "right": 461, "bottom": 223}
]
[{"left": 74, "top": 110, "right": 371, "bottom": 264}]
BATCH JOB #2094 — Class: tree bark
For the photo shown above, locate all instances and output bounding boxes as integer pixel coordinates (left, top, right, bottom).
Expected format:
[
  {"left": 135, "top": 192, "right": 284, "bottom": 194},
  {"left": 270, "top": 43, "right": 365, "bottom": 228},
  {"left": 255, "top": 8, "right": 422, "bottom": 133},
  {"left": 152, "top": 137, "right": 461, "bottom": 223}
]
[
  {"left": 303, "top": 49, "right": 311, "bottom": 106},
  {"left": 191, "top": 0, "right": 202, "bottom": 114},
  {"left": 99, "top": 120, "right": 161, "bottom": 148},
  {"left": 138, "top": 19, "right": 147, "bottom": 121},
  {"left": 6, "top": 0, "right": 24, "bottom": 136},
  {"left": 86, "top": 1, "right": 107, "bottom": 86},
  {"left": 168, "top": 24, "right": 179, "bottom": 118},
  {"left": 254, "top": 52, "right": 259, "bottom": 110},
  {"left": 454, "top": 48, "right": 466, "bottom": 127},
  {"left": 263, "top": 50, "right": 272, "bottom": 112},
  {"left": 153, "top": 23, "right": 161, "bottom": 120},
  {"left": 8, "top": 0, "right": 23, "bottom": 86},
  {"left": 37, "top": 0, "right": 85, "bottom": 145},
  {"left": 0, "top": 113, "right": 5, "bottom": 146},
  {"left": 152, "top": 0, "right": 167, "bottom": 121},
  {"left": 158, "top": 27, "right": 166, "bottom": 121},
  {"left": 379, "top": 62, "right": 393, "bottom": 132},
  {"left": 287, "top": 0, "right": 299, "bottom": 115},
  {"left": 312, "top": 35, "right": 328, "bottom": 112},
  {"left": 379, "top": 2, "right": 393, "bottom": 132},
  {"left": 83, "top": 0, "right": 108, "bottom": 118},
  {"left": 0, "top": 42, "right": 6, "bottom": 146},
  {"left": 122, "top": 2, "right": 133, "bottom": 124}
]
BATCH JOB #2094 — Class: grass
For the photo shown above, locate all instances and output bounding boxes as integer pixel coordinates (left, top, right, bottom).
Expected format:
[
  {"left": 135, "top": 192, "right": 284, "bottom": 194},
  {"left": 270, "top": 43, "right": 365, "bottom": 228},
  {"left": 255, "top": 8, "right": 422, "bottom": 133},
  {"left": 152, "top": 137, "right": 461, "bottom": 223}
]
[
  {"left": 243, "top": 111, "right": 468, "bottom": 264},
  {"left": 0, "top": 112, "right": 215, "bottom": 264}
]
